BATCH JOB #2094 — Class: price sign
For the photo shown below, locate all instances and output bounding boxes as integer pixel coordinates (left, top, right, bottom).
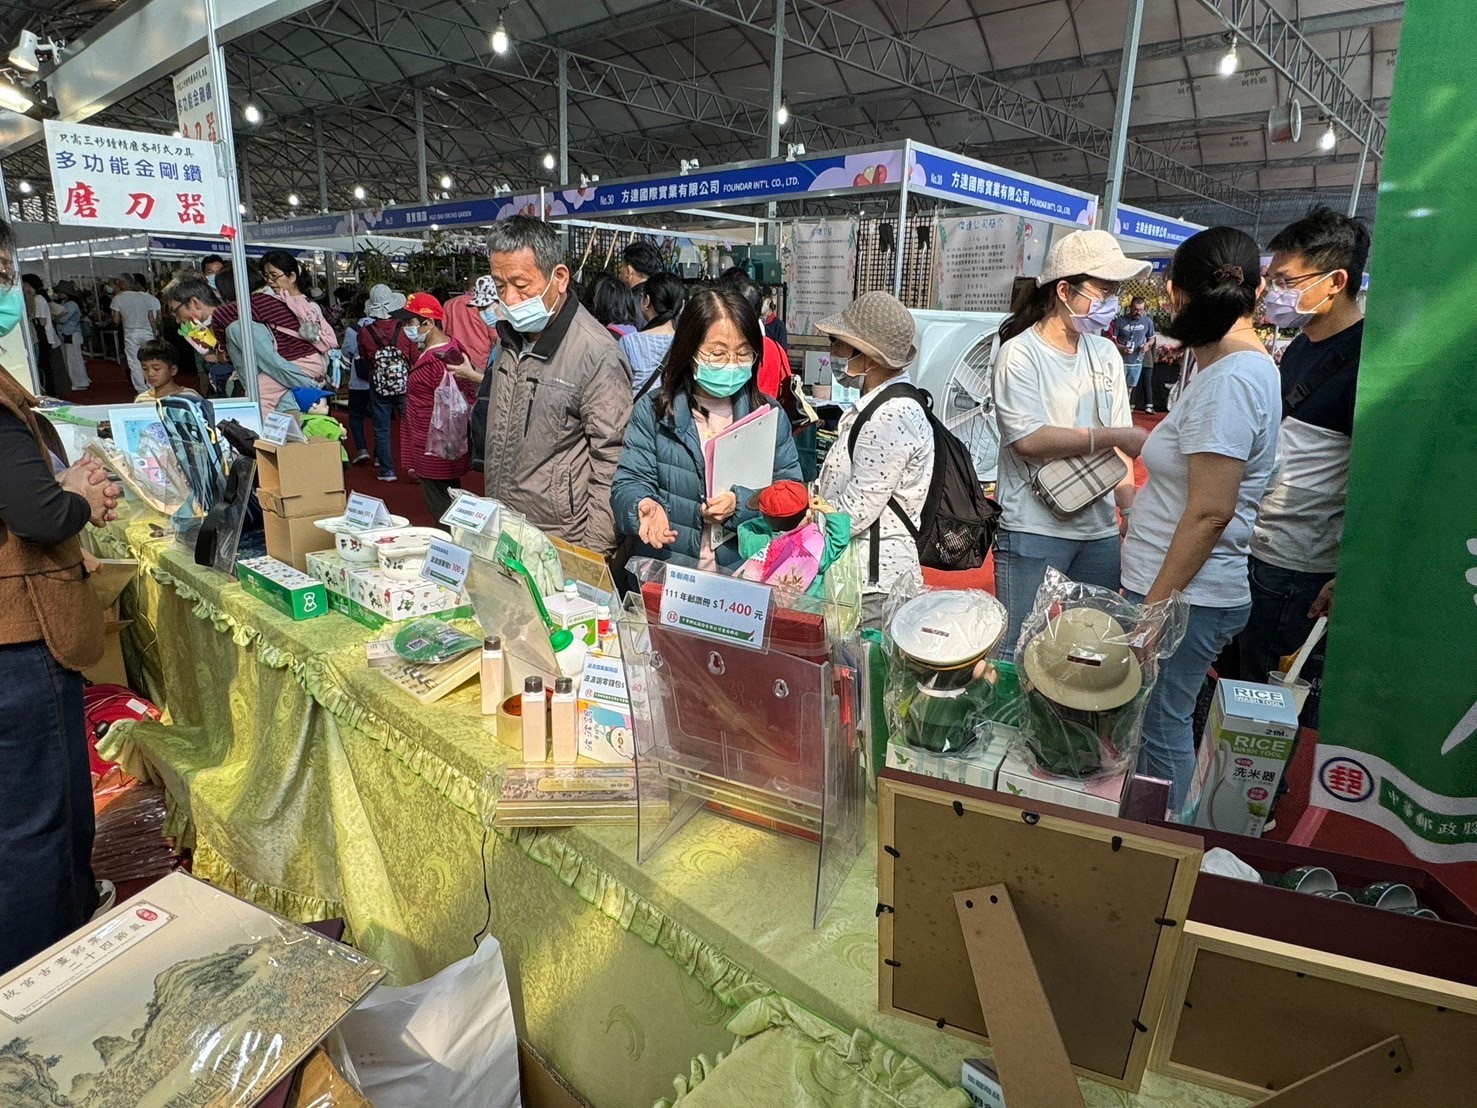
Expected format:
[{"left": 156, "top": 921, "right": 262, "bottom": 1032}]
[
  {"left": 420, "top": 537, "right": 473, "bottom": 592},
  {"left": 343, "top": 492, "right": 390, "bottom": 532},
  {"left": 260, "top": 411, "right": 304, "bottom": 445},
  {"left": 440, "top": 493, "right": 500, "bottom": 535},
  {"left": 659, "top": 566, "right": 771, "bottom": 649}
]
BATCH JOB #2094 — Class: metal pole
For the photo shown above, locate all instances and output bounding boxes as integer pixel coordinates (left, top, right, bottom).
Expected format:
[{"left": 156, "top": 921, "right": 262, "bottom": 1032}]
[
  {"left": 238, "top": 142, "right": 252, "bottom": 219},
  {"left": 892, "top": 143, "right": 911, "bottom": 298},
  {"left": 414, "top": 88, "right": 429, "bottom": 204},
  {"left": 557, "top": 49, "right": 569, "bottom": 184},
  {"left": 314, "top": 116, "right": 329, "bottom": 212},
  {"left": 0, "top": 164, "right": 41, "bottom": 394},
  {"left": 1099, "top": 0, "right": 1146, "bottom": 234},
  {"left": 203, "top": 0, "right": 258, "bottom": 406},
  {"left": 766, "top": 0, "right": 785, "bottom": 241},
  {"left": 1348, "top": 143, "right": 1370, "bottom": 216}
]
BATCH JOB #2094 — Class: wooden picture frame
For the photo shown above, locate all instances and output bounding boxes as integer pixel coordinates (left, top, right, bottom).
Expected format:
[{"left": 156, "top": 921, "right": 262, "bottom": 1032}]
[
  {"left": 877, "top": 769, "right": 1203, "bottom": 1092},
  {"left": 1150, "top": 921, "right": 1477, "bottom": 1104}
]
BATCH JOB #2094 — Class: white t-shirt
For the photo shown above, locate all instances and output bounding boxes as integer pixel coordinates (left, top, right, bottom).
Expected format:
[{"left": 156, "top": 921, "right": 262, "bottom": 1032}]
[
  {"left": 112, "top": 290, "right": 160, "bottom": 332},
  {"left": 1120, "top": 349, "right": 1281, "bottom": 607},
  {"left": 993, "top": 327, "right": 1131, "bottom": 541}
]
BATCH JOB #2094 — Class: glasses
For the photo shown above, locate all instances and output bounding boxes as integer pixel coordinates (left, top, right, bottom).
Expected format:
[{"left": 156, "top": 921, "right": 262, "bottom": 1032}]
[
  {"left": 697, "top": 348, "right": 755, "bottom": 363},
  {"left": 1267, "top": 270, "right": 1332, "bottom": 292}
]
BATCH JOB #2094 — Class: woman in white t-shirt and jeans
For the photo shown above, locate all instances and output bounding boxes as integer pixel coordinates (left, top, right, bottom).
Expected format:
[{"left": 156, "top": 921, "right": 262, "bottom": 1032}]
[
  {"left": 992, "top": 230, "right": 1150, "bottom": 654},
  {"left": 1121, "top": 227, "right": 1281, "bottom": 810}
]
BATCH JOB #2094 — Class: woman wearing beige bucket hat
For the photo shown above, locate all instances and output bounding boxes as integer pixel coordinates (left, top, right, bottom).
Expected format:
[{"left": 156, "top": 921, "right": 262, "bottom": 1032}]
[
  {"left": 814, "top": 291, "right": 933, "bottom": 627},
  {"left": 992, "top": 229, "right": 1151, "bottom": 655}
]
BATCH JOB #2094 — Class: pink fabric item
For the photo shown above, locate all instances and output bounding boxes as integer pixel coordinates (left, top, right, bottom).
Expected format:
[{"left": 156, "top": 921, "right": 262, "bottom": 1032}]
[
  {"left": 443, "top": 293, "right": 495, "bottom": 374},
  {"left": 402, "top": 338, "right": 478, "bottom": 480},
  {"left": 693, "top": 397, "right": 734, "bottom": 572}
]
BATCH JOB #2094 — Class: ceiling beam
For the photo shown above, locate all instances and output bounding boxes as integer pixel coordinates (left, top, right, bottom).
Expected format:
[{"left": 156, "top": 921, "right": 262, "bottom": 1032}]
[{"left": 541, "top": 1, "right": 693, "bottom": 49}]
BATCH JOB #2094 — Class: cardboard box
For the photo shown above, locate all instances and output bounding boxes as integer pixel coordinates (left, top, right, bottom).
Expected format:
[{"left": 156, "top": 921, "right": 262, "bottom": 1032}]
[
  {"left": 263, "top": 508, "right": 335, "bottom": 571},
  {"left": 961, "top": 1059, "right": 1006, "bottom": 1108},
  {"left": 995, "top": 746, "right": 1128, "bottom": 817},
  {"left": 82, "top": 619, "right": 131, "bottom": 686},
  {"left": 236, "top": 556, "right": 329, "bottom": 620},
  {"left": 304, "top": 550, "right": 472, "bottom": 628},
  {"left": 1185, "top": 678, "right": 1299, "bottom": 837},
  {"left": 885, "top": 727, "right": 1010, "bottom": 792},
  {"left": 257, "top": 485, "right": 346, "bottom": 520},
  {"left": 254, "top": 439, "right": 344, "bottom": 499}
]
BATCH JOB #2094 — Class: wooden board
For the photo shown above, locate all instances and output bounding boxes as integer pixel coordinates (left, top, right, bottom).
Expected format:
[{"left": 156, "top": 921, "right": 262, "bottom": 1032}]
[
  {"left": 1150, "top": 921, "right": 1477, "bottom": 1104},
  {"left": 877, "top": 769, "right": 1203, "bottom": 1092},
  {"left": 1259, "top": 1036, "right": 1410, "bottom": 1108}
]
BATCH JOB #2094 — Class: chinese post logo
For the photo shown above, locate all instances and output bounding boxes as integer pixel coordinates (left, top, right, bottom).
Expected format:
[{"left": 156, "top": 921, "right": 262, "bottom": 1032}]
[{"left": 1320, "top": 757, "right": 1375, "bottom": 802}]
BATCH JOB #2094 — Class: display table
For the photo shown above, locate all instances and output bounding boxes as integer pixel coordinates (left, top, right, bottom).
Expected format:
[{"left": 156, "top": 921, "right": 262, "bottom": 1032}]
[{"left": 97, "top": 513, "right": 1247, "bottom": 1108}]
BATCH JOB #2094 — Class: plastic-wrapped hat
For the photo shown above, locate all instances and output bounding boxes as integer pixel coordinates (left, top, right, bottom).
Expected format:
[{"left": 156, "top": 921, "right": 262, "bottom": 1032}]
[
  {"left": 1021, "top": 608, "right": 1142, "bottom": 711},
  {"left": 891, "top": 590, "right": 1006, "bottom": 692}
]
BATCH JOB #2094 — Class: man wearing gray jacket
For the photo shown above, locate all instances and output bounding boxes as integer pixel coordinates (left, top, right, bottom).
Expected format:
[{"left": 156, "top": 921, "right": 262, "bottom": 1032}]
[{"left": 472, "top": 217, "right": 632, "bottom": 554}]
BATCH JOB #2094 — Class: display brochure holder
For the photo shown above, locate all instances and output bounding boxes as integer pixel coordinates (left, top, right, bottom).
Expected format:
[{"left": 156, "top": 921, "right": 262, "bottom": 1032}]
[
  {"left": 616, "top": 561, "right": 865, "bottom": 927},
  {"left": 876, "top": 769, "right": 1202, "bottom": 1100}
]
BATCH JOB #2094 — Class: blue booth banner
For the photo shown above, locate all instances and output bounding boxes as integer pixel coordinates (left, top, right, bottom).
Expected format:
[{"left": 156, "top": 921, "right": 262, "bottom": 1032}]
[
  {"left": 907, "top": 142, "right": 1097, "bottom": 228},
  {"left": 248, "top": 213, "right": 357, "bottom": 242},
  {"left": 1114, "top": 205, "right": 1202, "bottom": 249},
  {"left": 359, "top": 197, "right": 507, "bottom": 233}
]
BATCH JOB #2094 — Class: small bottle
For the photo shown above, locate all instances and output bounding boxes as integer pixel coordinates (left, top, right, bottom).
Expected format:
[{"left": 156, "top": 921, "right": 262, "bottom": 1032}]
[
  {"left": 480, "top": 636, "right": 504, "bottom": 717},
  {"left": 551, "top": 676, "right": 578, "bottom": 764},
  {"left": 596, "top": 602, "right": 612, "bottom": 641},
  {"left": 521, "top": 676, "right": 547, "bottom": 763},
  {"left": 563, "top": 580, "right": 580, "bottom": 603}
]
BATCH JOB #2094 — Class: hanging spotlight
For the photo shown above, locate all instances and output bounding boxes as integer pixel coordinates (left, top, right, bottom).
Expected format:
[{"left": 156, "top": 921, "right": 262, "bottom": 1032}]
[
  {"left": 287, "top": 192, "right": 300, "bottom": 207},
  {"left": 491, "top": 14, "right": 510, "bottom": 55},
  {"left": 1218, "top": 37, "right": 1239, "bottom": 78},
  {"left": 439, "top": 173, "right": 453, "bottom": 190},
  {"left": 0, "top": 75, "right": 34, "bottom": 114},
  {"left": 679, "top": 158, "right": 700, "bottom": 176},
  {"left": 775, "top": 99, "right": 790, "bottom": 127},
  {"left": 17, "top": 180, "right": 31, "bottom": 194},
  {"left": 542, "top": 151, "right": 556, "bottom": 171},
  {"left": 243, "top": 103, "right": 262, "bottom": 124},
  {"left": 1319, "top": 122, "right": 1337, "bottom": 151},
  {"left": 353, "top": 185, "right": 366, "bottom": 201},
  {"left": 8, "top": 30, "right": 59, "bottom": 74},
  {"left": 238, "top": 202, "right": 247, "bottom": 214}
]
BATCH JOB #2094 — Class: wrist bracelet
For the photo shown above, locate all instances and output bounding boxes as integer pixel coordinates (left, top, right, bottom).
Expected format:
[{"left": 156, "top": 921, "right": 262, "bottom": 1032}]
[{"left": 1088, "top": 428, "right": 1096, "bottom": 453}]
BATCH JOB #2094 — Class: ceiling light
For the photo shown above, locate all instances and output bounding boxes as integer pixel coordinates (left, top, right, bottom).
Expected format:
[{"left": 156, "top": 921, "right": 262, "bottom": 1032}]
[
  {"left": 1319, "top": 122, "right": 1337, "bottom": 151},
  {"left": 353, "top": 185, "right": 366, "bottom": 201},
  {"left": 287, "top": 192, "right": 300, "bottom": 207},
  {"left": 243, "top": 102, "right": 262, "bottom": 124},
  {"left": 17, "top": 180, "right": 31, "bottom": 194},
  {"left": 7, "top": 30, "right": 53, "bottom": 74},
  {"left": 542, "top": 151, "right": 556, "bottom": 170},
  {"left": 439, "top": 173, "right": 452, "bottom": 190},
  {"left": 171, "top": 129, "right": 182, "bottom": 138},
  {"left": 1218, "top": 38, "right": 1239, "bottom": 78},
  {"left": 431, "top": 223, "right": 439, "bottom": 231},
  {"left": 238, "top": 202, "right": 247, "bottom": 214},
  {"left": 0, "top": 75, "right": 34, "bottom": 114},
  {"left": 775, "top": 99, "right": 790, "bottom": 127},
  {"left": 491, "top": 15, "right": 510, "bottom": 55}
]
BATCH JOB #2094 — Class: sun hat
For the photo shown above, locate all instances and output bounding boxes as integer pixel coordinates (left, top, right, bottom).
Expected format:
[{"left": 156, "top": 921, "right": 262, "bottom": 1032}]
[
  {"left": 470, "top": 275, "right": 498, "bottom": 309},
  {"left": 891, "top": 591, "right": 1006, "bottom": 672},
  {"left": 745, "top": 479, "right": 809, "bottom": 517},
  {"left": 1035, "top": 229, "right": 1151, "bottom": 287},
  {"left": 365, "top": 283, "right": 406, "bottom": 319},
  {"left": 290, "top": 387, "right": 335, "bottom": 412},
  {"left": 1021, "top": 607, "right": 1142, "bottom": 712},
  {"left": 405, "top": 291, "right": 444, "bottom": 321},
  {"left": 814, "top": 291, "right": 917, "bottom": 370}
]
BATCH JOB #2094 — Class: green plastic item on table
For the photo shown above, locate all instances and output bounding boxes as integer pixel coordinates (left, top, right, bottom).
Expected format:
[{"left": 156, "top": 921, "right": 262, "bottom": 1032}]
[
  {"left": 391, "top": 618, "right": 482, "bottom": 664},
  {"left": 894, "top": 668, "right": 993, "bottom": 755},
  {"left": 988, "top": 659, "right": 1025, "bottom": 728},
  {"left": 862, "top": 628, "right": 889, "bottom": 782}
]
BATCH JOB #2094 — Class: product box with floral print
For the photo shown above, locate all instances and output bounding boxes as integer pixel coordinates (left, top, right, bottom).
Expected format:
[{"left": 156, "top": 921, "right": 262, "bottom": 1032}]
[{"left": 305, "top": 551, "right": 473, "bottom": 629}]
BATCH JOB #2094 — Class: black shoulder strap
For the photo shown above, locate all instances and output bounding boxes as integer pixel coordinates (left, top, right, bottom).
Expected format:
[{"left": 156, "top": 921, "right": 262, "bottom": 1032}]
[
  {"left": 632, "top": 365, "right": 661, "bottom": 405},
  {"left": 1283, "top": 348, "right": 1350, "bottom": 420},
  {"left": 846, "top": 382, "right": 928, "bottom": 584}
]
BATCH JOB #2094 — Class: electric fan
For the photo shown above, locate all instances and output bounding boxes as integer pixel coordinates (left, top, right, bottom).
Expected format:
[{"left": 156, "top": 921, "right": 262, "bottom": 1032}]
[{"left": 907, "top": 309, "right": 1009, "bottom": 483}]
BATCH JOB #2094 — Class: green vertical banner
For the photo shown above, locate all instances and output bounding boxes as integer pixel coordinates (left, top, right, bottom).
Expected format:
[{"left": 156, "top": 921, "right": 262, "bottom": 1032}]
[{"left": 1312, "top": 1, "right": 1477, "bottom": 861}]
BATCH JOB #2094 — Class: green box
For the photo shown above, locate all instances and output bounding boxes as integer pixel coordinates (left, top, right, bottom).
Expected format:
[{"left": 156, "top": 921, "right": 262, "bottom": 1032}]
[
  {"left": 324, "top": 586, "right": 473, "bottom": 630},
  {"left": 236, "top": 556, "right": 329, "bottom": 621}
]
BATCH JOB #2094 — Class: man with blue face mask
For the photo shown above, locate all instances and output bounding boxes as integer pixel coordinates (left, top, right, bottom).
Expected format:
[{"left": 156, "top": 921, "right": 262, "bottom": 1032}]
[{"left": 472, "top": 216, "right": 633, "bottom": 554}]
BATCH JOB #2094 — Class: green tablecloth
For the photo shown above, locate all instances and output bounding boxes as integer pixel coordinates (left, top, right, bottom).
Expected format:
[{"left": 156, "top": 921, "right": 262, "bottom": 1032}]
[{"left": 99, "top": 514, "right": 1247, "bottom": 1108}]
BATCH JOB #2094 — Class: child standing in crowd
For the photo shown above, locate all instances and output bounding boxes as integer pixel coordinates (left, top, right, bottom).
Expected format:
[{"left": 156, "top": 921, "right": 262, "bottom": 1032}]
[
  {"left": 134, "top": 339, "right": 201, "bottom": 403},
  {"left": 401, "top": 293, "right": 481, "bottom": 520}
]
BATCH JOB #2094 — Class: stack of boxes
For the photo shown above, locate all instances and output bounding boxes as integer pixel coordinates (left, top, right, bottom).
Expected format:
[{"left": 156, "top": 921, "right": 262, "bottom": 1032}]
[
  {"left": 255, "top": 439, "right": 344, "bottom": 570},
  {"left": 304, "top": 550, "right": 473, "bottom": 629}
]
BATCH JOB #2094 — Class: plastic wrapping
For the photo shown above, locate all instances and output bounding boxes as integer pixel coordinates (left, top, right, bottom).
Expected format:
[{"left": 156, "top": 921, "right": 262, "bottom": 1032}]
[
  {"left": 0, "top": 872, "right": 384, "bottom": 1108},
  {"left": 1009, "top": 568, "right": 1188, "bottom": 781},
  {"left": 426, "top": 369, "right": 470, "bottom": 460},
  {"left": 91, "top": 778, "right": 182, "bottom": 884},
  {"left": 84, "top": 437, "right": 196, "bottom": 518}
]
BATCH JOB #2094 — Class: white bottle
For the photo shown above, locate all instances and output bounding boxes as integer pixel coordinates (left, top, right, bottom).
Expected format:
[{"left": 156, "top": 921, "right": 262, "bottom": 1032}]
[
  {"left": 551, "top": 676, "right": 578, "bottom": 764},
  {"left": 480, "top": 636, "right": 504, "bottom": 717},
  {"left": 521, "top": 676, "right": 547, "bottom": 763}
]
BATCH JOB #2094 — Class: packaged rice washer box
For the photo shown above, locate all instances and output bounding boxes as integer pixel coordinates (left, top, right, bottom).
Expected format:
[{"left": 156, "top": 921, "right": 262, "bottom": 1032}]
[{"left": 1187, "top": 678, "right": 1299, "bottom": 837}]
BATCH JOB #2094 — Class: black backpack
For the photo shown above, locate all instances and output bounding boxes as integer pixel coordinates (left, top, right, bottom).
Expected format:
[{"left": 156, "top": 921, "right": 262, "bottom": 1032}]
[
  {"left": 367, "top": 320, "right": 411, "bottom": 397},
  {"left": 846, "top": 382, "right": 1000, "bottom": 578}
]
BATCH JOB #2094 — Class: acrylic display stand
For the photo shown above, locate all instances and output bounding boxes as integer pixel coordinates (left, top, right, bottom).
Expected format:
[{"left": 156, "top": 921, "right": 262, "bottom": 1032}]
[{"left": 616, "top": 562, "right": 865, "bottom": 927}]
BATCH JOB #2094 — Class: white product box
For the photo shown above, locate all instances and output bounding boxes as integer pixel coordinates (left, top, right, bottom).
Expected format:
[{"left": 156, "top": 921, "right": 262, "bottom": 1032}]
[
  {"left": 961, "top": 1059, "right": 1006, "bottom": 1108},
  {"left": 544, "top": 587, "right": 599, "bottom": 647},
  {"left": 305, "top": 551, "right": 472, "bottom": 628},
  {"left": 577, "top": 652, "right": 634, "bottom": 764},
  {"left": 885, "top": 728, "right": 1010, "bottom": 792},
  {"left": 995, "top": 746, "right": 1127, "bottom": 817},
  {"left": 1186, "top": 678, "right": 1299, "bottom": 837}
]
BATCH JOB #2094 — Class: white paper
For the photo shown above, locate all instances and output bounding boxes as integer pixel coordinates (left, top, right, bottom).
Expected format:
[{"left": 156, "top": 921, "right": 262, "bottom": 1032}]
[
  {"left": 933, "top": 214, "right": 1021, "bottom": 312},
  {"left": 705, "top": 405, "right": 779, "bottom": 498},
  {"left": 171, "top": 56, "right": 219, "bottom": 142},
  {"left": 344, "top": 492, "right": 391, "bottom": 531},
  {"left": 260, "top": 411, "right": 305, "bottom": 445},
  {"left": 419, "top": 537, "right": 473, "bottom": 592},
  {"left": 660, "top": 565, "right": 771, "bottom": 649},
  {"left": 440, "top": 493, "right": 500, "bottom": 535}
]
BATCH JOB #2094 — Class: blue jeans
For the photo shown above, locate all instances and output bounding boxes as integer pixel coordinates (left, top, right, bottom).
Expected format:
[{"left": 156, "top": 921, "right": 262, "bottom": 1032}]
[
  {"left": 1124, "top": 590, "right": 1251, "bottom": 813},
  {"left": 0, "top": 641, "right": 95, "bottom": 974},
  {"left": 1123, "top": 359, "right": 1144, "bottom": 388},
  {"left": 995, "top": 529, "right": 1122, "bottom": 658},
  {"left": 372, "top": 392, "right": 405, "bottom": 471}
]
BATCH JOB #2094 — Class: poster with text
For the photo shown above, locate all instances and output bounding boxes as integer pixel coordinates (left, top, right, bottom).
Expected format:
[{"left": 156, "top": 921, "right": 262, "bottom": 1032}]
[
  {"left": 932, "top": 214, "right": 1020, "bottom": 312},
  {"left": 171, "top": 57, "right": 219, "bottom": 142},
  {"left": 782, "top": 218, "right": 857, "bottom": 337},
  {"left": 44, "top": 119, "right": 230, "bottom": 236}
]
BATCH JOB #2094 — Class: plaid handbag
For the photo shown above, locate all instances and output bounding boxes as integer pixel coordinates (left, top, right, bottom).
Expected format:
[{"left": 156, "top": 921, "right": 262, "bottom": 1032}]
[{"left": 1029, "top": 340, "right": 1128, "bottom": 517}]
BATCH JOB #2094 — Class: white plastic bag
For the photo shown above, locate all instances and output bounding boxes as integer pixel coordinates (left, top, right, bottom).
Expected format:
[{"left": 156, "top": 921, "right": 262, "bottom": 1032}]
[
  {"left": 337, "top": 935, "right": 522, "bottom": 1107},
  {"left": 426, "top": 368, "right": 470, "bottom": 459}
]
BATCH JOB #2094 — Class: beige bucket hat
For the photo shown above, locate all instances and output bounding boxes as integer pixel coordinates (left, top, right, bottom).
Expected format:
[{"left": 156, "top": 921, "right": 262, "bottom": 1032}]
[
  {"left": 1036, "top": 229, "right": 1151, "bottom": 287},
  {"left": 1022, "top": 607, "right": 1143, "bottom": 712},
  {"left": 815, "top": 291, "right": 917, "bottom": 370}
]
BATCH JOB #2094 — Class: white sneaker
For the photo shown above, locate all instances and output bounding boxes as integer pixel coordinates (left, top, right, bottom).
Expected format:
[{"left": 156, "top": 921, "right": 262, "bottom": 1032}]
[{"left": 91, "top": 879, "right": 117, "bottom": 919}]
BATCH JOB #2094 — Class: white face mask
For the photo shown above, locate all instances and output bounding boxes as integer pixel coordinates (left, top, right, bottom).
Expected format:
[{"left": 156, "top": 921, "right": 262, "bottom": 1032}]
[{"left": 1263, "top": 272, "right": 1336, "bottom": 329}]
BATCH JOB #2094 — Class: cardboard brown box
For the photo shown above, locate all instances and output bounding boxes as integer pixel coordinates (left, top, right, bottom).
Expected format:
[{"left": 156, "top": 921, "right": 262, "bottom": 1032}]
[
  {"left": 263, "top": 509, "right": 336, "bottom": 571},
  {"left": 258, "top": 486, "right": 346, "bottom": 520},
  {"left": 254, "top": 439, "right": 344, "bottom": 499},
  {"left": 82, "top": 619, "right": 130, "bottom": 686}
]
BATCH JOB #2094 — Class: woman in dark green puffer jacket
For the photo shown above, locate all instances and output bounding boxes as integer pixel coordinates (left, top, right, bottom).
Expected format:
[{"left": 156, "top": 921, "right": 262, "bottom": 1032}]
[{"left": 611, "top": 287, "right": 801, "bottom": 570}]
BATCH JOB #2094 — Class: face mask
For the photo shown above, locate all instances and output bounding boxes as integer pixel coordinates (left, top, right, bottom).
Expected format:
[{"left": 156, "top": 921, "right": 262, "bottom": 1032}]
[
  {"left": 830, "top": 356, "right": 866, "bottom": 390},
  {"left": 1263, "top": 273, "right": 1334, "bottom": 329},
  {"left": 499, "top": 275, "right": 556, "bottom": 333},
  {"left": 104, "top": 285, "right": 115, "bottom": 294},
  {"left": 479, "top": 305, "right": 499, "bottom": 327},
  {"left": 0, "top": 286, "right": 23, "bottom": 337},
  {"left": 693, "top": 361, "right": 751, "bottom": 398},
  {"left": 1066, "top": 292, "right": 1120, "bottom": 335},
  {"left": 404, "top": 324, "right": 424, "bottom": 344}
]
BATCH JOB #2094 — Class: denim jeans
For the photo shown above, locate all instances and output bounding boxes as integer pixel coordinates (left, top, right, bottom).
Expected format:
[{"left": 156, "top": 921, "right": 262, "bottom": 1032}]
[
  {"left": 1123, "top": 359, "right": 1144, "bottom": 389},
  {"left": 347, "top": 387, "right": 372, "bottom": 455},
  {"left": 0, "top": 641, "right": 96, "bottom": 974},
  {"left": 995, "top": 529, "right": 1122, "bottom": 658},
  {"left": 1125, "top": 589, "right": 1251, "bottom": 813},
  {"left": 1238, "top": 557, "right": 1332, "bottom": 717},
  {"left": 372, "top": 392, "right": 405, "bottom": 470}
]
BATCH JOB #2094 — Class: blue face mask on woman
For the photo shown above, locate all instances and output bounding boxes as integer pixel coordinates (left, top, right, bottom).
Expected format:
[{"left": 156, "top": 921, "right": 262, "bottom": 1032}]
[
  {"left": 479, "top": 305, "right": 499, "bottom": 327},
  {"left": 693, "top": 361, "right": 751, "bottom": 398},
  {"left": 0, "top": 286, "right": 24, "bottom": 337}
]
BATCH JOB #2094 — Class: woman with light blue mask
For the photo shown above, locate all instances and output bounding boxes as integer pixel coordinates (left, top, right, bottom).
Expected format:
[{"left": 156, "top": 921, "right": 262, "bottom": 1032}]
[
  {"left": 991, "top": 229, "right": 1152, "bottom": 656},
  {"left": 611, "top": 286, "right": 800, "bottom": 571}
]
